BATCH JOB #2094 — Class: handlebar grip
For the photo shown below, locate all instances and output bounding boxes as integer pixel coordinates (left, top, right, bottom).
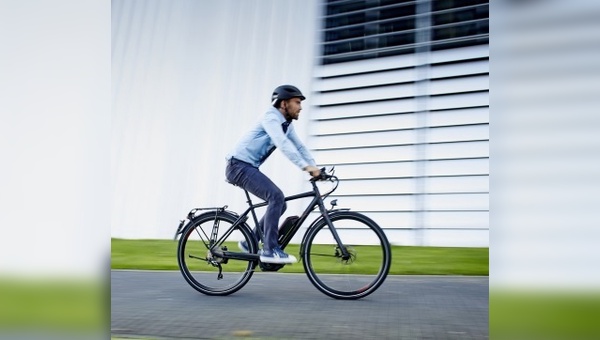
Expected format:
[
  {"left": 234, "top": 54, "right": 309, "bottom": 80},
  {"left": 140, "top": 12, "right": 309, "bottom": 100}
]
[
  {"left": 318, "top": 167, "right": 327, "bottom": 180},
  {"left": 311, "top": 167, "right": 331, "bottom": 182}
]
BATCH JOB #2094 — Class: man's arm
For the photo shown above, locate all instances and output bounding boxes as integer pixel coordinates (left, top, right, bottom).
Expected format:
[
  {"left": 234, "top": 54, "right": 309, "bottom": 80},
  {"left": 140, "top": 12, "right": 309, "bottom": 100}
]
[
  {"left": 287, "top": 126, "right": 321, "bottom": 178},
  {"left": 261, "top": 116, "right": 311, "bottom": 170}
]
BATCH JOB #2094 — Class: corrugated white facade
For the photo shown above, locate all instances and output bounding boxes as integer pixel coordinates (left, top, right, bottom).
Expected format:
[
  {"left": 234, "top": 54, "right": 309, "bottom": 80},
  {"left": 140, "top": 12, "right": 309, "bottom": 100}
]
[
  {"left": 310, "top": 1, "right": 489, "bottom": 247},
  {"left": 111, "top": 0, "right": 488, "bottom": 247},
  {"left": 311, "top": 45, "right": 489, "bottom": 247}
]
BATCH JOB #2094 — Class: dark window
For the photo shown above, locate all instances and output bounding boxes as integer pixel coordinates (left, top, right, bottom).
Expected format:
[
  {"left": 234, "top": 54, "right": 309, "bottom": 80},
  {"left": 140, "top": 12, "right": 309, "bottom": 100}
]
[
  {"left": 326, "top": 0, "right": 367, "bottom": 15},
  {"left": 432, "top": 0, "right": 488, "bottom": 11},
  {"left": 325, "top": 12, "right": 367, "bottom": 29},
  {"left": 432, "top": 5, "right": 489, "bottom": 26},
  {"left": 320, "top": 1, "right": 489, "bottom": 65}
]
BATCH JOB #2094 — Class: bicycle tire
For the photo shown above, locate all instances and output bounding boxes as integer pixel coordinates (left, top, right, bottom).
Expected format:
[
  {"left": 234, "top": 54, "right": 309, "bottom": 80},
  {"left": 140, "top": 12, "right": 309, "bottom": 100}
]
[
  {"left": 177, "top": 211, "right": 257, "bottom": 296},
  {"left": 302, "top": 211, "right": 391, "bottom": 300}
]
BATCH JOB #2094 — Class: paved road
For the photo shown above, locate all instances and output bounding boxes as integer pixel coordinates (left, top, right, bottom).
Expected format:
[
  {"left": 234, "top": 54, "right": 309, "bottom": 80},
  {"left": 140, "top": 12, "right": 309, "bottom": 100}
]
[{"left": 111, "top": 270, "right": 488, "bottom": 339}]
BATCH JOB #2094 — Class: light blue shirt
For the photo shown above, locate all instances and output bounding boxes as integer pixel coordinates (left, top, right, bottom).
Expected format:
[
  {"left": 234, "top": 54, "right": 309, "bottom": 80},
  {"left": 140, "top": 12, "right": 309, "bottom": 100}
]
[{"left": 227, "top": 107, "right": 316, "bottom": 169}]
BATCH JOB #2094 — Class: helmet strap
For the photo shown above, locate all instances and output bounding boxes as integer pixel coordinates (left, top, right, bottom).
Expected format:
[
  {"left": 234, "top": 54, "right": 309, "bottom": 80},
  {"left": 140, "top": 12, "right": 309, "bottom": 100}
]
[{"left": 282, "top": 101, "right": 292, "bottom": 120}]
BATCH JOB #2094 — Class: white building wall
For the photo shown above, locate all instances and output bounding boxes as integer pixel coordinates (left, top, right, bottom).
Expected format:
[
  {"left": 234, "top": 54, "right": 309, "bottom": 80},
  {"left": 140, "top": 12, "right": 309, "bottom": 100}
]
[
  {"left": 111, "top": 0, "right": 320, "bottom": 239},
  {"left": 310, "top": 45, "right": 489, "bottom": 247},
  {"left": 111, "top": 0, "right": 489, "bottom": 247}
]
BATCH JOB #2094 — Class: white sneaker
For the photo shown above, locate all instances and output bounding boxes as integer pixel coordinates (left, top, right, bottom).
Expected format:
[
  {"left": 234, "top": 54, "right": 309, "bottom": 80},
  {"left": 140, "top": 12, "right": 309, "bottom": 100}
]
[{"left": 259, "top": 247, "right": 297, "bottom": 264}]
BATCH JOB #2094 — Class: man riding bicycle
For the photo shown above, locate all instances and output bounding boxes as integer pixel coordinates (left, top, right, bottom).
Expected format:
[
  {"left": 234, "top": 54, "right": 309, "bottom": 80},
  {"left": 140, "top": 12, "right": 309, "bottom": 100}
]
[{"left": 225, "top": 85, "right": 321, "bottom": 264}]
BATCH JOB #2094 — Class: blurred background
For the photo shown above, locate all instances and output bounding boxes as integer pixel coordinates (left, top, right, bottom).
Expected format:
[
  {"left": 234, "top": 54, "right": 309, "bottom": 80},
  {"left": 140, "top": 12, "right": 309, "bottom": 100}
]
[
  {"left": 2, "top": 0, "right": 600, "bottom": 338},
  {"left": 111, "top": 0, "right": 490, "bottom": 248}
]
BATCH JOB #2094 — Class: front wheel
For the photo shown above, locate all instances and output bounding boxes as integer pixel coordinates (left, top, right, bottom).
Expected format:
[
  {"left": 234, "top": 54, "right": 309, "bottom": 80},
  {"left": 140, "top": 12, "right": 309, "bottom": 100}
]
[{"left": 302, "top": 211, "right": 391, "bottom": 300}]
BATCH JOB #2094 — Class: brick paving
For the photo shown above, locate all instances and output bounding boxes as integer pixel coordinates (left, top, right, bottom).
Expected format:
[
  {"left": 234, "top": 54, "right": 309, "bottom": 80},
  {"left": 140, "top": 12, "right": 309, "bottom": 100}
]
[{"left": 111, "top": 270, "right": 488, "bottom": 339}]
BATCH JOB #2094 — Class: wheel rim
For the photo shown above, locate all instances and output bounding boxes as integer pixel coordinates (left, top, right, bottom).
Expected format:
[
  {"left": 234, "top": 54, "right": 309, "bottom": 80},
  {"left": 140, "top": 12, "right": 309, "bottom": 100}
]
[
  {"left": 178, "top": 216, "right": 256, "bottom": 295},
  {"left": 303, "top": 215, "right": 390, "bottom": 299}
]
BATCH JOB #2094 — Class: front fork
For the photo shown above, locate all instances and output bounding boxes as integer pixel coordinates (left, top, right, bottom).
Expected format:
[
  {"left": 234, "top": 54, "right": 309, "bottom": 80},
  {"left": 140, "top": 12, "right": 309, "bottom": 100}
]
[{"left": 316, "top": 200, "right": 351, "bottom": 260}]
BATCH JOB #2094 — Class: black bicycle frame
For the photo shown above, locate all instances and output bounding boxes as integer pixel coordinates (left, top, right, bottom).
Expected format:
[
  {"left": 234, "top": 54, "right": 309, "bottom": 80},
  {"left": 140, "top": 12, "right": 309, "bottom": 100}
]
[{"left": 209, "top": 179, "right": 350, "bottom": 261}]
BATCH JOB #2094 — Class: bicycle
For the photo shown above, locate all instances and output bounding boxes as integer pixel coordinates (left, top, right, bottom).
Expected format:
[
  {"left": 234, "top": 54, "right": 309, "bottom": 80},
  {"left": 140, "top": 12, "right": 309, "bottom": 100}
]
[{"left": 174, "top": 168, "right": 391, "bottom": 300}]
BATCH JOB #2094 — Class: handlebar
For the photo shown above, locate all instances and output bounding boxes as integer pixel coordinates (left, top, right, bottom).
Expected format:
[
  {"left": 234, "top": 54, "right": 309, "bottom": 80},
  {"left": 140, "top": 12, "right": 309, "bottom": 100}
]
[
  {"left": 310, "top": 167, "right": 338, "bottom": 198},
  {"left": 310, "top": 167, "right": 337, "bottom": 182}
]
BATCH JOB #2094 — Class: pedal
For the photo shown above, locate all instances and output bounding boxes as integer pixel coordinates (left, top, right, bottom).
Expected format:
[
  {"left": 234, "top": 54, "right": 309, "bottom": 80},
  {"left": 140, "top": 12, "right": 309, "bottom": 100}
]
[{"left": 258, "top": 262, "right": 285, "bottom": 272}]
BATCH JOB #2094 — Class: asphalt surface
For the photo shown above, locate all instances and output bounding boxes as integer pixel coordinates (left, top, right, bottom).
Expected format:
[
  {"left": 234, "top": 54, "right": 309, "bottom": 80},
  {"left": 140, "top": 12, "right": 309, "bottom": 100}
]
[{"left": 111, "top": 270, "right": 488, "bottom": 339}]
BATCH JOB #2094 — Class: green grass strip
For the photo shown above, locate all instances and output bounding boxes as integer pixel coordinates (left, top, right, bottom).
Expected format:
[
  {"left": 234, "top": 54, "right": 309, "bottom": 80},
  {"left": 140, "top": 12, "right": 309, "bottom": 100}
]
[
  {"left": 490, "top": 290, "right": 600, "bottom": 339},
  {"left": 111, "top": 238, "right": 488, "bottom": 275},
  {"left": 0, "top": 279, "right": 105, "bottom": 331}
]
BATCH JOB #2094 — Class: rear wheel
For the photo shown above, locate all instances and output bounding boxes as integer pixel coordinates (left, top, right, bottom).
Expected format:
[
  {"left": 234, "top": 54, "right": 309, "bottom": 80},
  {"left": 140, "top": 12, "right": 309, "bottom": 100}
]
[
  {"left": 177, "top": 212, "right": 257, "bottom": 296},
  {"left": 302, "top": 211, "right": 391, "bottom": 300}
]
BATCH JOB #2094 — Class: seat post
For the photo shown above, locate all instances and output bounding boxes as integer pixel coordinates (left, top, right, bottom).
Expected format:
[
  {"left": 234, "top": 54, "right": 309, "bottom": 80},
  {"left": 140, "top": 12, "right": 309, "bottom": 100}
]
[{"left": 243, "top": 189, "right": 253, "bottom": 206}]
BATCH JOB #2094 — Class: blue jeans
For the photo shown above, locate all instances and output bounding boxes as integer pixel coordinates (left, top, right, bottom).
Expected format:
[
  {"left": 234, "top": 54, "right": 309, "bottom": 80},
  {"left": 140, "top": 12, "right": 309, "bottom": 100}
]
[{"left": 225, "top": 158, "right": 287, "bottom": 252}]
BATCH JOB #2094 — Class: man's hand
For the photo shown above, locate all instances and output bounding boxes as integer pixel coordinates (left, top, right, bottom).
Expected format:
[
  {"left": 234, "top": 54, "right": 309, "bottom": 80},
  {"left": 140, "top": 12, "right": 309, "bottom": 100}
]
[{"left": 304, "top": 165, "right": 321, "bottom": 178}]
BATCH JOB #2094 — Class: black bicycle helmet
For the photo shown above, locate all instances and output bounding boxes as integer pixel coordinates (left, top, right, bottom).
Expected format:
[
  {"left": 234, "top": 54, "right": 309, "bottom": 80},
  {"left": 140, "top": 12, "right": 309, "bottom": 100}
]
[{"left": 271, "top": 85, "right": 305, "bottom": 107}]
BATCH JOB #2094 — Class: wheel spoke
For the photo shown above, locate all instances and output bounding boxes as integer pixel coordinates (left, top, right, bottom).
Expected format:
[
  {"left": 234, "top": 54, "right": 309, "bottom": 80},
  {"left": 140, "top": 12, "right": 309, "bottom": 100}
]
[
  {"left": 302, "top": 212, "right": 391, "bottom": 300},
  {"left": 177, "top": 213, "right": 257, "bottom": 296},
  {"left": 188, "top": 254, "right": 208, "bottom": 261},
  {"left": 310, "top": 253, "right": 338, "bottom": 258}
]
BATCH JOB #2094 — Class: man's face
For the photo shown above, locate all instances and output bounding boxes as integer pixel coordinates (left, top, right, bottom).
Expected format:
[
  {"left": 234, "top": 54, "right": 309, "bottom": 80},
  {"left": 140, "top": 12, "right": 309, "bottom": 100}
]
[{"left": 283, "top": 98, "right": 302, "bottom": 120}]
